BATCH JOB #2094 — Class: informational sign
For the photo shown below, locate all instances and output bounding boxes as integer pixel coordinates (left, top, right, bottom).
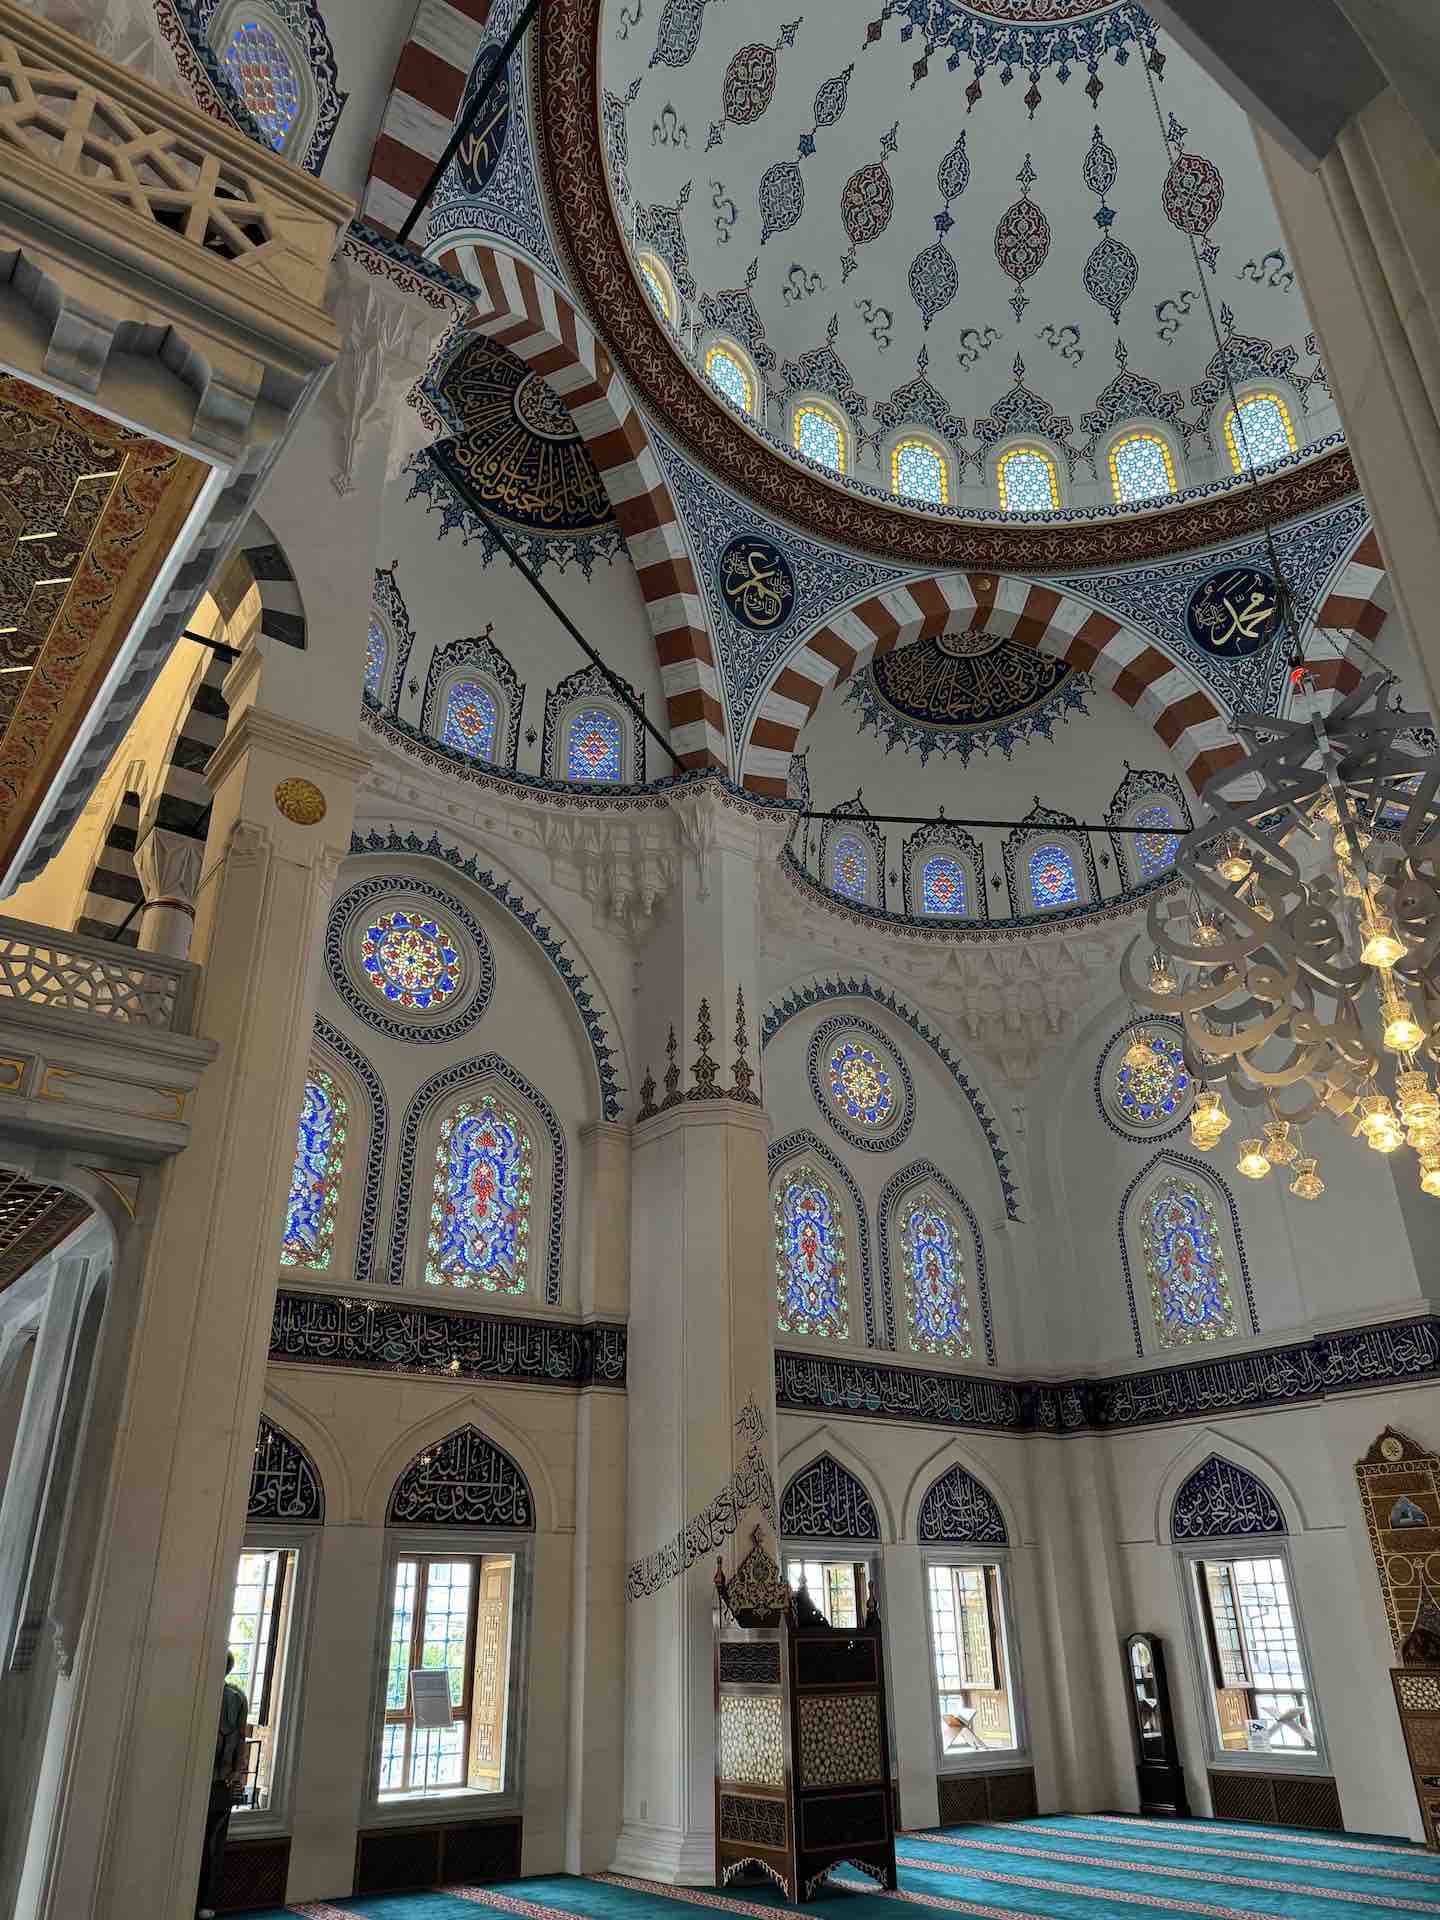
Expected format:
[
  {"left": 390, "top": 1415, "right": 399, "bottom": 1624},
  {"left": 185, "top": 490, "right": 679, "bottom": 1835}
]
[{"left": 410, "top": 1668, "right": 455, "bottom": 1730}]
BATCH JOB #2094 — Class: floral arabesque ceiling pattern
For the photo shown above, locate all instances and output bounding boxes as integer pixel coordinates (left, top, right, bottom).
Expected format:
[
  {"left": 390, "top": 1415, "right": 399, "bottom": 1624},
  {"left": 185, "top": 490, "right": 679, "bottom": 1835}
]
[{"left": 580, "top": 0, "right": 1335, "bottom": 521}]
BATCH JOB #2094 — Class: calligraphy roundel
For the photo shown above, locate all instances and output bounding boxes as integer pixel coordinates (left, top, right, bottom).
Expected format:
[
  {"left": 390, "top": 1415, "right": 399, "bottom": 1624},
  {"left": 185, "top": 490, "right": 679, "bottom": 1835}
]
[
  {"left": 456, "top": 46, "right": 511, "bottom": 196},
  {"left": 1185, "top": 566, "right": 1282, "bottom": 659},
  {"left": 719, "top": 535, "right": 796, "bottom": 632}
]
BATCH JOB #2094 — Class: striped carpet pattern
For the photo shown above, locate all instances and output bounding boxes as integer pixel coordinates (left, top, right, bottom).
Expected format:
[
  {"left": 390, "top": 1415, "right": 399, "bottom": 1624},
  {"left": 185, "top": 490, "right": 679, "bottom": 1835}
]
[{"left": 241, "top": 1814, "right": 1438, "bottom": 1920}]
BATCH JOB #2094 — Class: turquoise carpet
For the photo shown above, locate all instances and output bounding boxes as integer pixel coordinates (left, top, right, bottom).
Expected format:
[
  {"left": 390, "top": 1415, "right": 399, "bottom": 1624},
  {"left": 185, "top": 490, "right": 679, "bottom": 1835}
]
[{"left": 236, "top": 1814, "right": 1440, "bottom": 1920}]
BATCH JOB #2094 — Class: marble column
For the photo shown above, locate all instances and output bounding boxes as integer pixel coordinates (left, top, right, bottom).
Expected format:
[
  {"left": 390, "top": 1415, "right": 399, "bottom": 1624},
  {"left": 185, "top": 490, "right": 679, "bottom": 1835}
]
[
  {"left": 611, "top": 784, "right": 787, "bottom": 1882},
  {"left": 133, "top": 826, "right": 203, "bottom": 960},
  {"left": 28, "top": 689, "right": 369, "bottom": 1920}
]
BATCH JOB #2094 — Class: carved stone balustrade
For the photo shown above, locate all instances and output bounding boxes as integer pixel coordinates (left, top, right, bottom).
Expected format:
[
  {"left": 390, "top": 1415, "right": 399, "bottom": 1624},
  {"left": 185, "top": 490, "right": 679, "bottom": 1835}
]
[{"left": 0, "top": 914, "right": 215, "bottom": 1158}]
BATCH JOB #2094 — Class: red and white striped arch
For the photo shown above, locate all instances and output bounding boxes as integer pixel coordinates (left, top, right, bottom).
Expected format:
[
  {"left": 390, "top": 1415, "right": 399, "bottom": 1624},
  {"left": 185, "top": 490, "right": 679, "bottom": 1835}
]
[
  {"left": 741, "top": 574, "right": 1244, "bottom": 799},
  {"left": 361, "top": 0, "right": 492, "bottom": 238},
  {"left": 1309, "top": 526, "right": 1388, "bottom": 710}
]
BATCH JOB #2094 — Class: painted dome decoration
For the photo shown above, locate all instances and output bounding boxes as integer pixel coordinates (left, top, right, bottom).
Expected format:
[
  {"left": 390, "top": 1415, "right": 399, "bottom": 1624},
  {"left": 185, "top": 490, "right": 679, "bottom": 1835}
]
[{"left": 848, "top": 628, "right": 1089, "bottom": 766}]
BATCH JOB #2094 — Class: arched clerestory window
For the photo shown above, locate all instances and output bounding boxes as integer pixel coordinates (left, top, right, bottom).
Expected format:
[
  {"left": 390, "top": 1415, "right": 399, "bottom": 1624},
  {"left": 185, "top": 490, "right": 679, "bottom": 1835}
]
[
  {"left": 364, "top": 616, "right": 387, "bottom": 701},
  {"left": 705, "top": 342, "right": 755, "bottom": 415},
  {"left": 426, "top": 1094, "right": 534, "bottom": 1294},
  {"left": 830, "top": 832, "right": 869, "bottom": 903},
  {"left": 565, "top": 706, "right": 623, "bottom": 782},
  {"left": 1131, "top": 803, "right": 1180, "bottom": 880},
  {"left": 892, "top": 435, "right": 949, "bottom": 505},
  {"left": 1224, "top": 392, "right": 1296, "bottom": 473},
  {"left": 997, "top": 444, "right": 1059, "bottom": 512},
  {"left": 1027, "top": 841, "right": 1078, "bottom": 910},
  {"left": 1142, "top": 1172, "right": 1236, "bottom": 1348},
  {"left": 281, "top": 1068, "right": 347, "bottom": 1270},
  {"left": 793, "top": 401, "right": 848, "bottom": 474},
  {"left": 638, "top": 251, "right": 676, "bottom": 323},
  {"left": 920, "top": 852, "right": 970, "bottom": 917},
  {"left": 899, "top": 1189, "right": 971, "bottom": 1358},
  {"left": 1108, "top": 430, "right": 1176, "bottom": 504},
  {"left": 774, "top": 1164, "right": 850, "bottom": 1342},
  {"left": 441, "top": 679, "right": 499, "bottom": 762}
]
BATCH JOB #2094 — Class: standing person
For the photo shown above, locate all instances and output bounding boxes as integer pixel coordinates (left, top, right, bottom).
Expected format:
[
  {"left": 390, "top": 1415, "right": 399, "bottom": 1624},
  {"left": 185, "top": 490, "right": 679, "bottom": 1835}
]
[{"left": 196, "top": 1651, "right": 248, "bottom": 1920}]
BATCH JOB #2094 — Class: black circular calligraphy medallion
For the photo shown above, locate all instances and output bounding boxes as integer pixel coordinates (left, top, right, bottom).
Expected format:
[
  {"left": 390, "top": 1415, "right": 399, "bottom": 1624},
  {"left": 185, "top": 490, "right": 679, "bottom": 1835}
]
[
  {"left": 456, "top": 47, "right": 511, "bottom": 196},
  {"left": 718, "top": 535, "right": 796, "bottom": 632},
  {"left": 1185, "top": 566, "right": 1281, "bottom": 659}
]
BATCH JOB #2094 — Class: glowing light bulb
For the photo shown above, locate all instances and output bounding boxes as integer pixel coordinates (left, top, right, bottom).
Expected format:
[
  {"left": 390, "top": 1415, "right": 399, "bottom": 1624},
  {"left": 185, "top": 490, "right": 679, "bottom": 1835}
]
[
  {"left": 1357, "top": 1092, "right": 1400, "bottom": 1147},
  {"left": 1123, "top": 1028, "right": 1158, "bottom": 1073},
  {"left": 1422, "top": 1156, "right": 1440, "bottom": 1198},
  {"left": 1235, "top": 1138, "right": 1271, "bottom": 1180},
  {"left": 1215, "top": 833, "right": 1252, "bottom": 884},
  {"left": 1382, "top": 991, "right": 1427, "bottom": 1055},
  {"left": 1148, "top": 952, "right": 1177, "bottom": 997},
  {"left": 1191, "top": 910, "right": 1223, "bottom": 948},
  {"left": 1331, "top": 822, "right": 1370, "bottom": 862},
  {"left": 1397, "top": 1070, "right": 1439, "bottom": 1131},
  {"left": 1289, "top": 1157, "right": 1325, "bottom": 1200},
  {"left": 1359, "top": 910, "right": 1407, "bottom": 968}
]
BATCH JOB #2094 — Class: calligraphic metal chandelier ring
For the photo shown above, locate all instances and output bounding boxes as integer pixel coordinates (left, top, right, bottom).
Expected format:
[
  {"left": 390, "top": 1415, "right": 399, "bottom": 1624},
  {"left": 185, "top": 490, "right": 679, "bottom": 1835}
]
[{"left": 1119, "top": 671, "right": 1440, "bottom": 1200}]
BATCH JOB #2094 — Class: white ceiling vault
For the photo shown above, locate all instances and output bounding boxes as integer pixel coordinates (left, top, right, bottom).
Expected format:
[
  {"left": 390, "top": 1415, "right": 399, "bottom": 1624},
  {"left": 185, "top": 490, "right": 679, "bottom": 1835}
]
[{"left": 600, "top": 0, "right": 1338, "bottom": 512}]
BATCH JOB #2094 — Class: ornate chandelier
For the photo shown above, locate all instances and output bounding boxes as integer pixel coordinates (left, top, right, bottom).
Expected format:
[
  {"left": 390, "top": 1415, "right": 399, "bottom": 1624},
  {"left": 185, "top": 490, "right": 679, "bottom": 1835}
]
[{"left": 1120, "top": 671, "right": 1440, "bottom": 1200}]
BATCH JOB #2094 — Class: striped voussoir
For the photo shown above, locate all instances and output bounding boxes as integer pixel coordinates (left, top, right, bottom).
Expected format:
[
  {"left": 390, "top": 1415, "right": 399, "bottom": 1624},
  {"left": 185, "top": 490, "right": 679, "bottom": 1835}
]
[
  {"left": 236, "top": 513, "right": 306, "bottom": 651},
  {"left": 742, "top": 573, "right": 1242, "bottom": 798},
  {"left": 428, "top": 241, "right": 726, "bottom": 770},
  {"left": 360, "top": 0, "right": 493, "bottom": 240},
  {"left": 1311, "top": 527, "right": 1388, "bottom": 711}
]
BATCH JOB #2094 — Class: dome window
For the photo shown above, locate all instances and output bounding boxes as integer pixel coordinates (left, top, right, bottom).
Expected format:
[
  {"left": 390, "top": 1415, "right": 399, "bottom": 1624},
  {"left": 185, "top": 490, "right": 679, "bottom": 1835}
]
[
  {"left": 997, "top": 445, "right": 1059, "bottom": 513},
  {"left": 1109, "top": 431, "right": 1176, "bottom": 505},
  {"left": 1224, "top": 392, "right": 1296, "bottom": 474},
  {"left": 705, "top": 343, "right": 755, "bottom": 416},
  {"left": 891, "top": 436, "right": 948, "bottom": 506},
  {"left": 794, "top": 402, "right": 848, "bottom": 475}
]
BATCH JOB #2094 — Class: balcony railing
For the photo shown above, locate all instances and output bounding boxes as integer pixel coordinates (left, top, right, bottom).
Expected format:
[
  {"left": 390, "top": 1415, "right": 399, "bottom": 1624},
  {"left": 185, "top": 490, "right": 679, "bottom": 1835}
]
[{"left": 0, "top": 914, "right": 199, "bottom": 1034}]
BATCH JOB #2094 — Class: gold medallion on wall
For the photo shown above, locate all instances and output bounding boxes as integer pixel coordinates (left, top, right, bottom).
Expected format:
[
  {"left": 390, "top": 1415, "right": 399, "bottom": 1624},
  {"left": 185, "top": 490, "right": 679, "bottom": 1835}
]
[{"left": 274, "top": 777, "right": 327, "bottom": 825}]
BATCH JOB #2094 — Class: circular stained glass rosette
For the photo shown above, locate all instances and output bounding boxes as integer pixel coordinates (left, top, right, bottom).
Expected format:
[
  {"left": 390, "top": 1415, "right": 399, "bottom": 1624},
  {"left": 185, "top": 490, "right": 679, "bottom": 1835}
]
[
  {"left": 828, "top": 1042, "right": 895, "bottom": 1127},
  {"left": 361, "top": 910, "right": 463, "bottom": 1011},
  {"left": 1115, "top": 1031, "right": 1190, "bottom": 1124}
]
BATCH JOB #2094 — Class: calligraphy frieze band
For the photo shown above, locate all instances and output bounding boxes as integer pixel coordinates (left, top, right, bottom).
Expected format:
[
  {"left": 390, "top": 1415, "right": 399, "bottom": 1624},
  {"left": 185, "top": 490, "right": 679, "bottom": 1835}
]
[{"left": 269, "top": 1288, "right": 627, "bottom": 1389}]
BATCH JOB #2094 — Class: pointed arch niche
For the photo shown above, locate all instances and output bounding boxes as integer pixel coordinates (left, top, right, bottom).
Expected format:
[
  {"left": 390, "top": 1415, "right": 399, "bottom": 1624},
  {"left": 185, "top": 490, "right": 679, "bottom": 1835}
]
[
  {"left": 917, "top": 1463, "right": 1008, "bottom": 1547},
  {"left": 390, "top": 1055, "right": 567, "bottom": 1305},
  {"left": 421, "top": 629, "right": 525, "bottom": 770},
  {"left": 878, "top": 1161, "right": 994, "bottom": 1366},
  {"left": 780, "top": 1453, "right": 882, "bottom": 1544},
  {"left": 1118, "top": 1152, "right": 1259, "bottom": 1358},
  {"left": 769, "top": 1129, "right": 877, "bottom": 1349}
]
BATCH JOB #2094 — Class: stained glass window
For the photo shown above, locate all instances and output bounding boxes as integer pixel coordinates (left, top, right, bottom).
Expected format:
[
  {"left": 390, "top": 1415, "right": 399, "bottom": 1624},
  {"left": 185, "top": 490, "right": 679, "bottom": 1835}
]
[
  {"left": 1115, "top": 1030, "right": 1190, "bottom": 1126},
  {"left": 892, "top": 437, "right": 948, "bottom": 505},
  {"left": 566, "top": 707, "right": 622, "bottom": 782},
  {"left": 1028, "top": 842, "right": 1078, "bottom": 909},
  {"left": 361, "top": 911, "right": 462, "bottom": 1010},
  {"left": 281, "top": 1069, "right": 346, "bottom": 1269},
  {"left": 830, "top": 833, "right": 867, "bottom": 901},
  {"left": 997, "top": 446, "right": 1058, "bottom": 512},
  {"left": 365, "top": 617, "right": 386, "bottom": 699},
  {"left": 706, "top": 345, "right": 753, "bottom": 415},
  {"left": 1142, "top": 1174, "right": 1236, "bottom": 1348},
  {"left": 426, "top": 1093, "right": 533, "bottom": 1292},
  {"left": 901, "top": 1194, "right": 972, "bottom": 1357},
  {"left": 1109, "top": 431, "right": 1175, "bottom": 504},
  {"left": 638, "top": 253, "right": 672, "bottom": 321},
  {"left": 1133, "top": 804, "right": 1180, "bottom": 878},
  {"left": 1224, "top": 393, "right": 1296, "bottom": 474},
  {"left": 921, "top": 854, "right": 968, "bottom": 916},
  {"left": 442, "top": 680, "right": 498, "bottom": 761},
  {"left": 828, "top": 1039, "right": 894, "bottom": 1127},
  {"left": 775, "top": 1167, "right": 850, "bottom": 1340},
  {"left": 794, "top": 404, "right": 846, "bottom": 474},
  {"left": 221, "top": 19, "right": 303, "bottom": 150}
]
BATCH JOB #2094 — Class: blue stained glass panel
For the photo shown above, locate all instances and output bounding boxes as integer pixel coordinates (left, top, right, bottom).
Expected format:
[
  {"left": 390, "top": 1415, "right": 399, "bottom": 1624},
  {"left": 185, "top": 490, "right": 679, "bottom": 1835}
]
[
  {"left": 1111, "top": 434, "right": 1173, "bottom": 503},
  {"left": 831, "top": 833, "right": 867, "bottom": 901},
  {"left": 442, "top": 680, "right": 497, "bottom": 761},
  {"left": 281, "top": 1071, "right": 346, "bottom": 1269},
  {"left": 1029, "top": 842, "right": 1078, "bottom": 908},
  {"left": 1134, "top": 804, "right": 1179, "bottom": 877},
  {"left": 707, "top": 348, "right": 752, "bottom": 414},
  {"left": 221, "top": 20, "right": 302, "bottom": 149},
  {"left": 921, "top": 855, "right": 967, "bottom": 916},
  {"left": 795, "top": 406, "right": 845, "bottom": 472},
  {"left": 894, "top": 439, "right": 947, "bottom": 504},
  {"left": 999, "top": 448, "right": 1057, "bottom": 512},
  {"left": 640, "top": 260, "right": 668, "bottom": 317},
  {"left": 427, "top": 1096, "right": 533, "bottom": 1292},
  {"left": 1227, "top": 395, "right": 1294, "bottom": 472},
  {"left": 1115, "top": 1030, "right": 1190, "bottom": 1123},
  {"left": 364, "top": 618, "right": 385, "bottom": 698},
  {"left": 566, "top": 707, "right": 622, "bottom": 781},
  {"left": 1142, "top": 1175, "right": 1235, "bottom": 1347},
  {"left": 775, "top": 1172, "right": 849, "bottom": 1340},
  {"left": 902, "top": 1197, "right": 971, "bottom": 1356}
]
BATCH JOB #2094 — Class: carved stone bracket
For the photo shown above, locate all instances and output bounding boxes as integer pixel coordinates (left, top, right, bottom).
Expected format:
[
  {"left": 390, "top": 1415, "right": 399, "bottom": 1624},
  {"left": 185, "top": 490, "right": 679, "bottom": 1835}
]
[
  {"left": 327, "top": 258, "right": 452, "bottom": 497},
  {"left": 537, "top": 813, "right": 680, "bottom": 941}
]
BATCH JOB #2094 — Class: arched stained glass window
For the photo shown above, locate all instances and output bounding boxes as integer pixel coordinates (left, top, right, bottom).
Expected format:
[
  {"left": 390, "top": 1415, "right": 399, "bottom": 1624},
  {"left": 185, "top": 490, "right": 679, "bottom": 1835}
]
[
  {"left": 221, "top": 17, "right": 303, "bottom": 150},
  {"left": 1134, "top": 804, "right": 1180, "bottom": 878},
  {"left": 997, "top": 446, "right": 1058, "bottom": 512},
  {"left": 426, "top": 1093, "right": 533, "bottom": 1292},
  {"left": 830, "top": 833, "right": 867, "bottom": 901},
  {"left": 566, "top": 707, "right": 622, "bottom": 782},
  {"left": 442, "top": 680, "right": 498, "bottom": 761},
  {"left": 706, "top": 344, "right": 754, "bottom": 415},
  {"left": 1224, "top": 393, "right": 1297, "bottom": 473},
  {"left": 902, "top": 1193, "right": 971, "bottom": 1357},
  {"left": 921, "top": 854, "right": 968, "bottom": 916},
  {"left": 794, "top": 404, "right": 846, "bottom": 474},
  {"left": 1028, "top": 842, "right": 1078, "bottom": 909},
  {"left": 364, "top": 617, "right": 386, "bottom": 700},
  {"left": 638, "top": 252, "right": 673, "bottom": 322},
  {"left": 281, "top": 1069, "right": 347, "bottom": 1269},
  {"left": 775, "top": 1167, "right": 849, "bottom": 1340},
  {"left": 892, "top": 437, "right": 948, "bottom": 505},
  {"left": 1109, "top": 431, "right": 1176, "bottom": 504},
  {"left": 1143, "top": 1174, "right": 1235, "bottom": 1348}
]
